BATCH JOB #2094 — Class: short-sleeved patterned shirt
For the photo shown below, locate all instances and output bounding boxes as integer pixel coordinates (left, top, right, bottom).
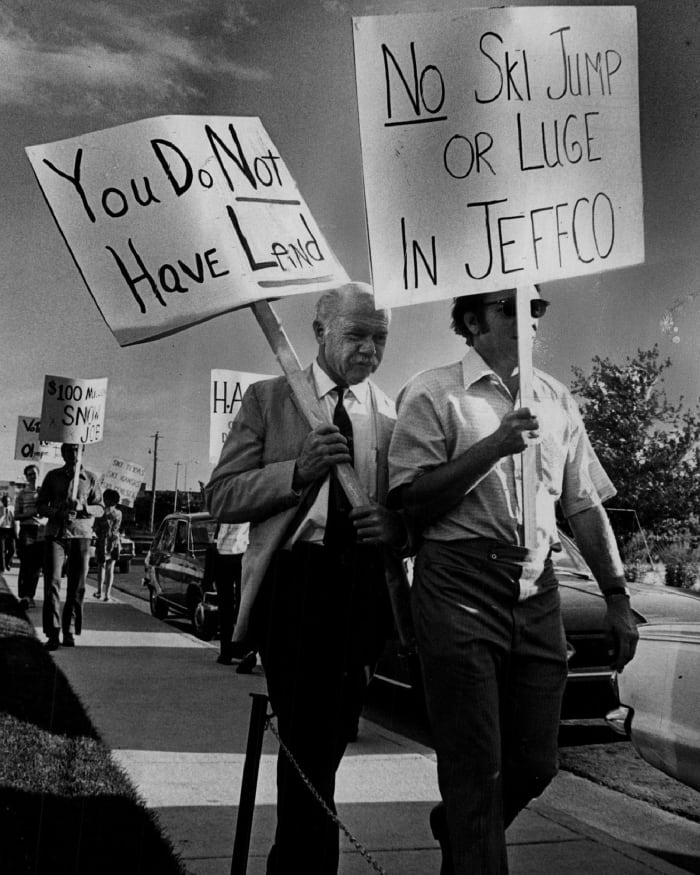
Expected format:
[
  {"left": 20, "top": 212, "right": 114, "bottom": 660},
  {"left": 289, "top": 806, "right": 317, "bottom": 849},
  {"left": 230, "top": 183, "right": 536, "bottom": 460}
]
[{"left": 389, "top": 349, "right": 615, "bottom": 550}]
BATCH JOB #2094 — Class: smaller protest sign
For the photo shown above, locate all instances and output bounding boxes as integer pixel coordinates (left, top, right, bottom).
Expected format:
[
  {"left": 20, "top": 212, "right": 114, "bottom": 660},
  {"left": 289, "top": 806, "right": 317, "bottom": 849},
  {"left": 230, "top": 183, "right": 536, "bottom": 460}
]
[
  {"left": 210, "top": 369, "right": 272, "bottom": 463},
  {"left": 14, "top": 416, "right": 63, "bottom": 463},
  {"left": 39, "top": 375, "right": 108, "bottom": 445},
  {"left": 100, "top": 458, "right": 146, "bottom": 507}
]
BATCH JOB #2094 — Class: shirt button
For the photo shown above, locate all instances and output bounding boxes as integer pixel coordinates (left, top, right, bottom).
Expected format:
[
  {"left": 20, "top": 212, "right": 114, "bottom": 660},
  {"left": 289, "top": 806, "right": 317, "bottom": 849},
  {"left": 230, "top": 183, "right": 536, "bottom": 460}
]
[{"left": 490, "top": 552, "right": 498, "bottom": 560}]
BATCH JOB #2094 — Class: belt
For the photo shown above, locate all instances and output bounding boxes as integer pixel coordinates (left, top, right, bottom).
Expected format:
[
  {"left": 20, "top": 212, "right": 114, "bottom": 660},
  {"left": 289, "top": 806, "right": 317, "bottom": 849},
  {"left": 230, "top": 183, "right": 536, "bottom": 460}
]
[{"left": 430, "top": 538, "right": 551, "bottom": 565}]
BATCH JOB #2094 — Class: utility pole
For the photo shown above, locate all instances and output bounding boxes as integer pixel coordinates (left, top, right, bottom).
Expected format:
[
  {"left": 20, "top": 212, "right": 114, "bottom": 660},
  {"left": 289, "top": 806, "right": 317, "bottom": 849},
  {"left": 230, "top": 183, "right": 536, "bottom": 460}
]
[
  {"left": 174, "top": 461, "right": 182, "bottom": 512},
  {"left": 149, "top": 431, "right": 159, "bottom": 534}
]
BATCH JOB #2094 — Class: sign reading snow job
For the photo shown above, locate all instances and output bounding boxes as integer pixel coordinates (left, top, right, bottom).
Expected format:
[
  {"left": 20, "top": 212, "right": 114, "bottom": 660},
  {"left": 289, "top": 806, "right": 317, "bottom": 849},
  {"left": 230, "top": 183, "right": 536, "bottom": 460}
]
[
  {"left": 210, "top": 369, "right": 272, "bottom": 464},
  {"left": 100, "top": 458, "right": 146, "bottom": 507},
  {"left": 14, "top": 416, "right": 63, "bottom": 463},
  {"left": 39, "top": 376, "right": 108, "bottom": 445},
  {"left": 26, "top": 116, "right": 349, "bottom": 346},
  {"left": 353, "top": 6, "right": 643, "bottom": 307}
]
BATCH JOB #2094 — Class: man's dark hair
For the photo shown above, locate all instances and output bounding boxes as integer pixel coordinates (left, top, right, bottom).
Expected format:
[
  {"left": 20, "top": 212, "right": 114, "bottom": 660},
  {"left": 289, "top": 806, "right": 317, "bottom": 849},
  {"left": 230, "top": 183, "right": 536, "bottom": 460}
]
[
  {"left": 450, "top": 294, "right": 488, "bottom": 345},
  {"left": 103, "top": 488, "right": 120, "bottom": 505}
]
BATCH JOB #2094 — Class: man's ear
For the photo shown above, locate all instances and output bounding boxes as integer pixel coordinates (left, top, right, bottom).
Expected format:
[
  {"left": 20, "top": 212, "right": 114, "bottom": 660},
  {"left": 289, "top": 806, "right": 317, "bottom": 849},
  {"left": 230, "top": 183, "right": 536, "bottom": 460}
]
[
  {"left": 312, "top": 319, "right": 325, "bottom": 344},
  {"left": 463, "top": 311, "right": 480, "bottom": 338}
]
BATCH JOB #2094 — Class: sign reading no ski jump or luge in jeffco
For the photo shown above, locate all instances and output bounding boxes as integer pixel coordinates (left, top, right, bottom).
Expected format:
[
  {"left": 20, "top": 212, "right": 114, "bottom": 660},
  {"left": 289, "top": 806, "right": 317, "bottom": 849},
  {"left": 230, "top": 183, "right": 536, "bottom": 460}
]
[
  {"left": 26, "top": 116, "right": 349, "bottom": 346},
  {"left": 40, "top": 376, "right": 108, "bottom": 445},
  {"left": 353, "top": 6, "right": 644, "bottom": 308}
]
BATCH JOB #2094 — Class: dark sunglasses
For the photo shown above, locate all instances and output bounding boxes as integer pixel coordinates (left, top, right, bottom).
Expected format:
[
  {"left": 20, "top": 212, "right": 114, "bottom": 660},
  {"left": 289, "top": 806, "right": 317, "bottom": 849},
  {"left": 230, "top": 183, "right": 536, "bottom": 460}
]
[{"left": 489, "top": 298, "right": 550, "bottom": 319}]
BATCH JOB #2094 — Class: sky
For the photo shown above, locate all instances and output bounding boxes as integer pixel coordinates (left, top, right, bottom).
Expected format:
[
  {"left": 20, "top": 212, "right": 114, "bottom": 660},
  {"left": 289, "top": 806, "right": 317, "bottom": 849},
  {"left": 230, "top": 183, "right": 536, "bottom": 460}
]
[{"left": 1, "top": 0, "right": 699, "bottom": 496}]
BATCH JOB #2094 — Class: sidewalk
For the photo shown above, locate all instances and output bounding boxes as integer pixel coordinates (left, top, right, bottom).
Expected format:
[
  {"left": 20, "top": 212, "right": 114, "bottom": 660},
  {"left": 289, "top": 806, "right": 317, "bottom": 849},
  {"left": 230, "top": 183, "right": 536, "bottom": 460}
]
[{"left": 4, "top": 566, "right": 698, "bottom": 875}]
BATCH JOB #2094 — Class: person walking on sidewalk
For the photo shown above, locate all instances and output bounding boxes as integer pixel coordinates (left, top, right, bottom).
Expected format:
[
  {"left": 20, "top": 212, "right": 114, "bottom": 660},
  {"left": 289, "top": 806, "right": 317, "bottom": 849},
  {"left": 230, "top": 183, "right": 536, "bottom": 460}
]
[
  {"left": 93, "top": 488, "right": 122, "bottom": 602},
  {"left": 205, "top": 282, "right": 409, "bottom": 875},
  {"left": 15, "top": 464, "right": 46, "bottom": 610},
  {"left": 208, "top": 521, "right": 250, "bottom": 666},
  {"left": 0, "top": 494, "right": 16, "bottom": 572},
  {"left": 38, "top": 443, "right": 103, "bottom": 650},
  {"left": 389, "top": 288, "right": 639, "bottom": 875}
]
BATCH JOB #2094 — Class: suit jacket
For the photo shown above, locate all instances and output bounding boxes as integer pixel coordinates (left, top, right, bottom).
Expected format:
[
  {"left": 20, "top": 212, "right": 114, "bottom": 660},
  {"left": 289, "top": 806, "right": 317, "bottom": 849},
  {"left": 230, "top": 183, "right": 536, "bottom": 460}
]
[{"left": 205, "top": 365, "right": 407, "bottom": 644}]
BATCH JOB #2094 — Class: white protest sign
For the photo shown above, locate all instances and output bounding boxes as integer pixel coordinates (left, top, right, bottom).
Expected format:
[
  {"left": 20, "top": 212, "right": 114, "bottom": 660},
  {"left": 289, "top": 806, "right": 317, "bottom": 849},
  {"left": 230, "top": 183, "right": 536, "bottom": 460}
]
[
  {"left": 100, "top": 458, "right": 146, "bottom": 507},
  {"left": 14, "top": 416, "right": 63, "bottom": 463},
  {"left": 39, "top": 376, "right": 108, "bottom": 445},
  {"left": 353, "top": 6, "right": 643, "bottom": 307},
  {"left": 210, "top": 369, "right": 272, "bottom": 464},
  {"left": 25, "top": 116, "right": 349, "bottom": 346}
]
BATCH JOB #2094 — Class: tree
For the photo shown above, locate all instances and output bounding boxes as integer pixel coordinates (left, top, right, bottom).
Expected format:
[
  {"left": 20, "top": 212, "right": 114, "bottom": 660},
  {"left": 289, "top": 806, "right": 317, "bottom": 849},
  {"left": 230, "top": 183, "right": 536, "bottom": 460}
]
[{"left": 570, "top": 345, "right": 700, "bottom": 535}]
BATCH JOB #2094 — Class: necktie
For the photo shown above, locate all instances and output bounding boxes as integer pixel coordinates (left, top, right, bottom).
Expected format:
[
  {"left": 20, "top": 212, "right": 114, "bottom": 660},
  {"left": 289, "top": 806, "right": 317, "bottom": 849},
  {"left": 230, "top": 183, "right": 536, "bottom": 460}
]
[{"left": 324, "top": 386, "right": 355, "bottom": 549}]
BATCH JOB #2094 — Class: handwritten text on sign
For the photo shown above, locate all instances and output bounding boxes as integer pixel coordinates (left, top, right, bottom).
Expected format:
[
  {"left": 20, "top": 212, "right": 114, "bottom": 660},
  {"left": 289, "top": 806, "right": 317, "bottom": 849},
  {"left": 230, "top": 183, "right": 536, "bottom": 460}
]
[
  {"left": 25, "top": 117, "right": 349, "bottom": 346},
  {"left": 100, "top": 458, "right": 146, "bottom": 507},
  {"left": 14, "top": 416, "right": 63, "bottom": 463},
  {"left": 210, "top": 369, "right": 272, "bottom": 464},
  {"left": 40, "top": 376, "right": 108, "bottom": 445},
  {"left": 353, "top": 6, "right": 643, "bottom": 307}
]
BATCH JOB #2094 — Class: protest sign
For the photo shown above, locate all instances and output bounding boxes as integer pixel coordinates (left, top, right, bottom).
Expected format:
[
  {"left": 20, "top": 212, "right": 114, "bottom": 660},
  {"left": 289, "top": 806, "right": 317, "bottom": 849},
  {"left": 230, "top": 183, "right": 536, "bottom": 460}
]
[
  {"left": 210, "top": 369, "right": 272, "bottom": 464},
  {"left": 353, "top": 6, "right": 643, "bottom": 307},
  {"left": 99, "top": 458, "right": 146, "bottom": 507},
  {"left": 25, "top": 116, "right": 349, "bottom": 346},
  {"left": 39, "top": 376, "right": 108, "bottom": 445},
  {"left": 14, "top": 416, "right": 63, "bottom": 463}
]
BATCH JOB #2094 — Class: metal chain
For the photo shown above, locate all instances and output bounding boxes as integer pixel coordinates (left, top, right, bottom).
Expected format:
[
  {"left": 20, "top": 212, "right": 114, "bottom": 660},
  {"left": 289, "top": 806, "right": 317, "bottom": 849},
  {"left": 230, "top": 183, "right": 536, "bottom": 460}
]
[{"left": 265, "top": 715, "right": 389, "bottom": 875}]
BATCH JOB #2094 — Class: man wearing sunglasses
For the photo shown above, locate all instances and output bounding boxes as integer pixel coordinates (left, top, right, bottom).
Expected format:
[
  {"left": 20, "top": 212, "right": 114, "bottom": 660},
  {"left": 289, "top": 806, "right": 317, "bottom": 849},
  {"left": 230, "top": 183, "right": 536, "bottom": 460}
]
[{"left": 388, "top": 286, "right": 638, "bottom": 875}]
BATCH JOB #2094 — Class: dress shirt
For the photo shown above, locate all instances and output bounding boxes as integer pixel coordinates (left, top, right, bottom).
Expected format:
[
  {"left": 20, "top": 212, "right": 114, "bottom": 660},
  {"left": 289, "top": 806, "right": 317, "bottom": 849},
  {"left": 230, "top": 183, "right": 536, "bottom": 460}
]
[
  {"left": 389, "top": 348, "right": 615, "bottom": 553},
  {"left": 288, "top": 361, "right": 378, "bottom": 546}
]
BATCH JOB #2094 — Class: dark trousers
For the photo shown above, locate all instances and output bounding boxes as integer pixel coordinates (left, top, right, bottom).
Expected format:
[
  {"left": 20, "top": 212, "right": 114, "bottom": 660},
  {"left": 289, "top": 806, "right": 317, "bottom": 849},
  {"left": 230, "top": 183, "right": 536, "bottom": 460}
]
[
  {"left": 42, "top": 538, "right": 90, "bottom": 639},
  {"left": 17, "top": 527, "right": 43, "bottom": 599},
  {"left": 215, "top": 552, "right": 243, "bottom": 658},
  {"left": 0, "top": 528, "right": 15, "bottom": 571},
  {"left": 413, "top": 539, "right": 568, "bottom": 875},
  {"left": 256, "top": 541, "right": 389, "bottom": 875}
]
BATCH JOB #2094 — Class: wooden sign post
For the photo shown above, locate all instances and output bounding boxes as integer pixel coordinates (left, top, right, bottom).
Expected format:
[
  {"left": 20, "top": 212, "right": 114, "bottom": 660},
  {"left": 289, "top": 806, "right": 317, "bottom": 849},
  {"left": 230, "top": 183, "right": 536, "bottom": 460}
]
[
  {"left": 251, "top": 300, "right": 369, "bottom": 508},
  {"left": 516, "top": 286, "right": 538, "bottom": 551}
]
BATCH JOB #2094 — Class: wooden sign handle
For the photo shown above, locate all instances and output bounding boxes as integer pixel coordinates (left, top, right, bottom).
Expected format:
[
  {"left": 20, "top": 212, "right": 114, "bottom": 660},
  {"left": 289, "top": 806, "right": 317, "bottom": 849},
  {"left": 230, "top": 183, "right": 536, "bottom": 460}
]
[
  {"left": 250, "top": 301, "right": 369, "bottom": 507},
  {"left": 70, "top": 443, "right": 83, "bottom": 502},
  {"left": 516, "top": 286, "right": 537, "bottom": 551}
]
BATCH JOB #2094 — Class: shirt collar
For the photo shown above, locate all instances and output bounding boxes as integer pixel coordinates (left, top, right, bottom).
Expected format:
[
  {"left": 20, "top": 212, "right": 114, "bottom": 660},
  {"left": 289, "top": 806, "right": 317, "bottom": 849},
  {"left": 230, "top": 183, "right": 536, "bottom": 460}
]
[
  {"left": 461, "top": 347, "right": 503, "bottom": 390},
  {"left": 312, "top": 360, "right": 370, "bottom": 404}
]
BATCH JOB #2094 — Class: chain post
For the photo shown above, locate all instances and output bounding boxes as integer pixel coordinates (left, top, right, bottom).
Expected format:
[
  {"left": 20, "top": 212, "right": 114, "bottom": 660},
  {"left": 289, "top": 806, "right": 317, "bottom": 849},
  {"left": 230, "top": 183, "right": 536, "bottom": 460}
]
[{"left": 231, "top": 692, "right": 270, "bottom": 875}]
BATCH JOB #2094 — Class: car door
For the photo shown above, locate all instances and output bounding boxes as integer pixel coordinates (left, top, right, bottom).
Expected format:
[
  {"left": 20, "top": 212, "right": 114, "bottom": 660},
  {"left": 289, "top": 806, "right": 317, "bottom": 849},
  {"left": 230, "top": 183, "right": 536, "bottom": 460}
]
[
  {"left": 163, "top": 519, "right": 192, "bottom": 610},
  {"left": 152, "top": 519, "right": 179, "bottom": 602}
]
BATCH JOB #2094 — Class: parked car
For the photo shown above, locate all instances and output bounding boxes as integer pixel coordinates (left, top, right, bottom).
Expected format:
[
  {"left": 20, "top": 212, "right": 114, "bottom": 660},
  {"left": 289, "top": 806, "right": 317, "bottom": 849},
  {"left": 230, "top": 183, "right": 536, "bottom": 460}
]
[
  {"left": 88, "top": 534, "right": 135, "bottom": 574},
  {"left": 607, "top": 619, "right": 700, "bottom": 791},
  {"left": 142, "top": 512, "right": 218, "bottom": 639},
  {"left": 373, "top": 531, "right": 700, "bottom": 721}
]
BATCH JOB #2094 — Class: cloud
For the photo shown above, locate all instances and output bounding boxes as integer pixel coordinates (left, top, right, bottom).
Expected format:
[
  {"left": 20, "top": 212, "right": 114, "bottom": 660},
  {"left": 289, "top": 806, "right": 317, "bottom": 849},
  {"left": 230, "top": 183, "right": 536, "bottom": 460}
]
[{"left": 0, "top": 1, "right": 271, "bottom": 116}]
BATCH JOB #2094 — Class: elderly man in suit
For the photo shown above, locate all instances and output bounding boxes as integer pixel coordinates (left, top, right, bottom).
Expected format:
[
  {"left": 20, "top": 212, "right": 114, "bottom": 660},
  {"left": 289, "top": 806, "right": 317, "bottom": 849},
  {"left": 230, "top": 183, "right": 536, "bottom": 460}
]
[{"left": 205, "top": 282, "right": 407, "bottom": 875}]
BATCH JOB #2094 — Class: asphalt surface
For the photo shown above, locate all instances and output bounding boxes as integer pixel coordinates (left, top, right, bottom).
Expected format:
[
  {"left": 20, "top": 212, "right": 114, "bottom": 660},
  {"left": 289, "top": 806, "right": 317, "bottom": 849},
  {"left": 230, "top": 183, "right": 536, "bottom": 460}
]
[{"left": 6, "top": 564, "right": 700, "bottom": 875}]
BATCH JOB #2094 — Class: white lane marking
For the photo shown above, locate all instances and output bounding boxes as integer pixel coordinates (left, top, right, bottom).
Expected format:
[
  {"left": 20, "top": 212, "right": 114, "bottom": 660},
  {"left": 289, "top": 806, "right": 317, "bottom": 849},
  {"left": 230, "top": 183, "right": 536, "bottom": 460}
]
[
  {"left": 33, "top": 627, "right": 210, "bottom": 648},
  {"left": 112, "top": 750, "right": 440, "bottom": 807}
]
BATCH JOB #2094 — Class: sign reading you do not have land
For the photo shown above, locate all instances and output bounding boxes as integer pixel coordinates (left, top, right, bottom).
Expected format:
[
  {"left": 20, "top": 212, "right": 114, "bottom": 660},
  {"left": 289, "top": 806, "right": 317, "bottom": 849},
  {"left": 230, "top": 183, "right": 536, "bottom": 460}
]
[
  {"left": 26, "top": 117, "right": 349, "bottom": 346},
  {"left": 353, "top": 6, "right": 644, "bottom": 308}
]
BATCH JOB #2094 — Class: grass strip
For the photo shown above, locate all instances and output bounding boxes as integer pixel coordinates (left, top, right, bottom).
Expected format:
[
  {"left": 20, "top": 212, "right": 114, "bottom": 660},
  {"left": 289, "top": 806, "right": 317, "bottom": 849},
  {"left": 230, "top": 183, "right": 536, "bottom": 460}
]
[{"left": 0, "top": 583, "right": 190, "bottom": 875}]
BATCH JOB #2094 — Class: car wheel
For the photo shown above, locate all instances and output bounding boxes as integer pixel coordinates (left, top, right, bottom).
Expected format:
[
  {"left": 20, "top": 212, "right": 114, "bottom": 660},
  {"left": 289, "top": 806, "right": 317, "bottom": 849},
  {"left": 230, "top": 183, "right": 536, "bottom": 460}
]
[
  {"left": 117, "top": 559, "right": 131, "bottom": 574},
  {"left": 191, "top": 596, "right": 216, "bottom": 641},
  {"left": 149, "top": 589, "right": 168, "bottom": 620}
]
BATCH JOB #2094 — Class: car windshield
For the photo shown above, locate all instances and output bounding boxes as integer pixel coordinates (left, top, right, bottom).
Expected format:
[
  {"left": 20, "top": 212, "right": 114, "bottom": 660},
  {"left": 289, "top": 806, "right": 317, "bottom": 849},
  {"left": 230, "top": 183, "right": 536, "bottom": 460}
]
[
  {"left": 553, "top": 530, "right": 594, "bottom": 579},
  {"left": 190, "top": 520, "right": 217, "bottom": 552}
]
